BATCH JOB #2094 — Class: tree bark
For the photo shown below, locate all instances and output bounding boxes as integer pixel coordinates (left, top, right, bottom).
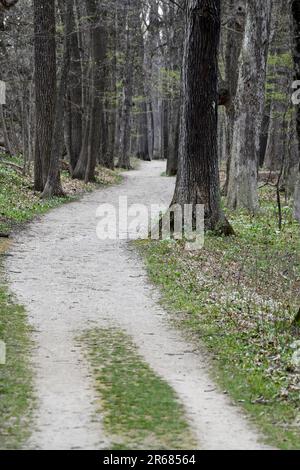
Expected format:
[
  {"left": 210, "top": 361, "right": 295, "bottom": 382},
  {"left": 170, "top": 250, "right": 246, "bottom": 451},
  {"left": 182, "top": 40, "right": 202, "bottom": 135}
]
[
  {"left": 73, "top": 0, "right": 107, "bottom": 181},
  {"left": 222, "top": 0, "right": 245, "bottom": 195},
  {"left": 105, "top": 5, "right": 118, "bottom": 169},
  {"left": 33, "top": 0, "right": 57, "bottom": 192},
  {"left": 166, "top": 102, "right": 180, "bottom": 176},
  {"left": 227, "top": 0, "right": 272, "bottom": 212},
  {"left": 264, "top": 0, "right": 291, "bottom": 172},
  {"left": 67, "top": 0, "right": 83, "bottom": 173},
  {"left": 135, "top": 10, "right": 150, "bottom": 162},
  {"left": 42, "top": 0, "right": 73, "bottom": 198},
  {"left": 171, "top": 0, "right": 233, "bottom": 235},
  {"left": 292, "top": 0, "right": 300, "bottom": 222},
  {"left": 85, "top": 0, "right": 107, "bottom": 182},
  {"left": 117, "top": 0, "right": 134, "bottom": 169},
  {"left": 0, "top": 104, "right": 14, "bottom": 155}
]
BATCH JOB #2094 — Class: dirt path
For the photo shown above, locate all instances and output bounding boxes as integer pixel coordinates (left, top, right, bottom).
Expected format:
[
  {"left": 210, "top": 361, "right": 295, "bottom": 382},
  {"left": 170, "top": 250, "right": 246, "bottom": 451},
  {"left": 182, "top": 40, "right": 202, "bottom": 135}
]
[{"left": 7, "top": 161, "right": 270, "bottom": 450}]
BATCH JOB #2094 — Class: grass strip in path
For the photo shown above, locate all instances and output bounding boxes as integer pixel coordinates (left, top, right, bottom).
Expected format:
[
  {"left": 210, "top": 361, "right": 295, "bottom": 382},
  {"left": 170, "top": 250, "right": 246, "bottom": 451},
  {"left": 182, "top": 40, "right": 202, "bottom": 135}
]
[
  {"left": 0, "top": 157, "right": 122, "bottom": 447},
  {"left": 80, "top": 328, "right": 197, "bottom": 450}
]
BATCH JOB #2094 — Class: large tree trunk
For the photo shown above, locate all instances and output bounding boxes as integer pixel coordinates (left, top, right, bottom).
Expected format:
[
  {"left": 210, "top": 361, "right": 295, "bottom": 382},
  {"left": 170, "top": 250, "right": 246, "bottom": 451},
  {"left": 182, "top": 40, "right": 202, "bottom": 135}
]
[
  {"left": 33, "top": 0, "right": 57, "bottom": 192},
  {"left": 227, "top": 0, "right": 272, "bottom": 212},
  {"left": 42, "top": 0, "right": 73, "bottom": 198},
  {"left": 171, "top": 0, "right": 233, "bottom": 235},
  {"left": 292, "top": 0, "right": 300, "bottom": 222}
]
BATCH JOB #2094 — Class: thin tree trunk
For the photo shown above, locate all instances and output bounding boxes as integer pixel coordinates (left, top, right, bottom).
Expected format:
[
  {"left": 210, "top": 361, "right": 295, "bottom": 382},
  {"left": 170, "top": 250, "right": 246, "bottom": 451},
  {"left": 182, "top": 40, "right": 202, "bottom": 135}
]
[
  {"left": 167, "top": 101, "right": 180, "bottom": 176},
  {"left": 105, "top": 5, "right": 118, "bottom": 169},
  {"left": 0, "top": 104, "right": 13, "bottom": 155},
  {"left": 73, "top": 0, "right": 106, "bottom": 181},
  {"left": 85, "top": 0, "right": 107, "bottom": 182},
  {"left": 136, "top": 11, "right": 150, "bottom": 162},
  {"left": 222, "top": 1, "right": 245, "bottom": 195},
  {"left": 117, "top": 0, "right": 134, "bottom": 170},
  {"left": 68, "top": 0, "right": 83, "bottom": 173}
]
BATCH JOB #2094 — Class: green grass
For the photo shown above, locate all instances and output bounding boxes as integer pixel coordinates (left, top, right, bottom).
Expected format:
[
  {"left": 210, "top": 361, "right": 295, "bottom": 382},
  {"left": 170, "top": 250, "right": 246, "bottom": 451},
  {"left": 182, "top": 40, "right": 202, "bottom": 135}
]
[
  {"left": 0, "top": 155, "right": 122, "bottom": 234},
  {"left": 0, "top": 244, "right": 33, "bottom": 449},
  {"left": 80, "top": 328, "right": 196, "bottom": 450},
  {"left": 0, "top": 155, "right": 122, "bottom": 447},
  {"left": 137, "top": 187, "right": 300, "bottom": 450}
]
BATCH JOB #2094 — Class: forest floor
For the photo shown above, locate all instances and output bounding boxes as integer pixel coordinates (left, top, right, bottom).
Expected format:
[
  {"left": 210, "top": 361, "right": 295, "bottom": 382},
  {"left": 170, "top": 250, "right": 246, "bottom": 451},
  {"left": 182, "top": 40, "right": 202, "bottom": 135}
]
[
  {"left": 0, "top": 155, "right": 122, "bottom": 236},
  {"left": 138, "top": 174, "right": 300, "bottom": 450},
  {"left": 1, "top": 160, "right": 276, "bottom": 450}
]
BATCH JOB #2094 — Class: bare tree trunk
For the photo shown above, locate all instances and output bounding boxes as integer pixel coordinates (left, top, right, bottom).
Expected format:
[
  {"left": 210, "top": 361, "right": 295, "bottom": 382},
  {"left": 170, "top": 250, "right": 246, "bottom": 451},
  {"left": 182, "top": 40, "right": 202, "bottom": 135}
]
[
  {"left": 227, "top": 0, "right": 272, "bottom": 212},
  {"left": 161, "top": 95, "right": 169, "bottom": 161},
  {"left": 264, "top": 0, "right": 291, "bottom": 172},
  {"left": 67, "top": 0, "right": 83, "bottom": 173},
  {"left": 117, "top": 0, "right": 134, "bottom": 169},
  {"left": 163, "top": 2, "right": 183, "bottom": 176},
  {"left": 145, "top": 0, "right": 161, "bottom": 160},
  {"left": 135, "top": 10, "right": 150, "bottom": 162},
  {"left": 73, "top": 102, "right": 90, "bottom": 180},
  {"left": 136, "top": 100, "right": 150, "bottom": 161},
  {"left": 33, "top": 0, "right": 57, "bottom": 192},
  {"left": 85, "top": 0, "right": 107, "bottom": 182},
  {"left": 167, "top": 101, "right": 180, "bottom": 176},
  {"left": 222, "top": 0, "right": 245, "bottom": 195},
  {"left": 42, "top": 0, "right": 73, "bottom": 198},
  {"left": 105, "top": 5, "right": 118, "bottom": 169},
  {"left": 171, "top": 0, "right": 233, "bottom": 235},
  {"left": 73, "top": 0, "right": 106, "bottom": 181},
  {"left": 292, "top": 0, "right": 300, "bottom": 222},
  {"left": 0, "top": 104, "right": 13, "bottom": 155}
]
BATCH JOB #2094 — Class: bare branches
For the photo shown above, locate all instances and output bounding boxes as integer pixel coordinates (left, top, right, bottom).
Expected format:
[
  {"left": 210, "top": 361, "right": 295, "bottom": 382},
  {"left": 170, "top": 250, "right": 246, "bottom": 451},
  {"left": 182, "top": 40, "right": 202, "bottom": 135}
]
[
  {"left": 0, "top": 0, "right": 19, "bottom": 10},
  {"left": 166, "top": 0, "right": 184, "bottom": 10}
]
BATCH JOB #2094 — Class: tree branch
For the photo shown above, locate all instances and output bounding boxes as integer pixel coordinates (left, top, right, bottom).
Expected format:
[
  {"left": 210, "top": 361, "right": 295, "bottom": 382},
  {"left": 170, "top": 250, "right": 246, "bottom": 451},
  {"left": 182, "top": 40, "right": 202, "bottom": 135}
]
[{"left": 0, "top": 0, "right": 19, "bottom": 9}]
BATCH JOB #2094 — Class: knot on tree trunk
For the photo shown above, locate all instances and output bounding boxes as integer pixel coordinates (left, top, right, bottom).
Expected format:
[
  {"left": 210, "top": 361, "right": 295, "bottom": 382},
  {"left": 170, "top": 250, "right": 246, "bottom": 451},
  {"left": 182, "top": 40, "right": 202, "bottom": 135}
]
[{"left": 218, "top": 87, "right": 231, "bottom": 107}]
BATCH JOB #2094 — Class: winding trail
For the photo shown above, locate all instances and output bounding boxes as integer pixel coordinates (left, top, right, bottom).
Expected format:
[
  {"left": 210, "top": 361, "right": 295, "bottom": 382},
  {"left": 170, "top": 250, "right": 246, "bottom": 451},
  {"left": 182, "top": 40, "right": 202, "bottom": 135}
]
[{"left": 7, "top": 161, "right": 270, "bottom": 450}]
